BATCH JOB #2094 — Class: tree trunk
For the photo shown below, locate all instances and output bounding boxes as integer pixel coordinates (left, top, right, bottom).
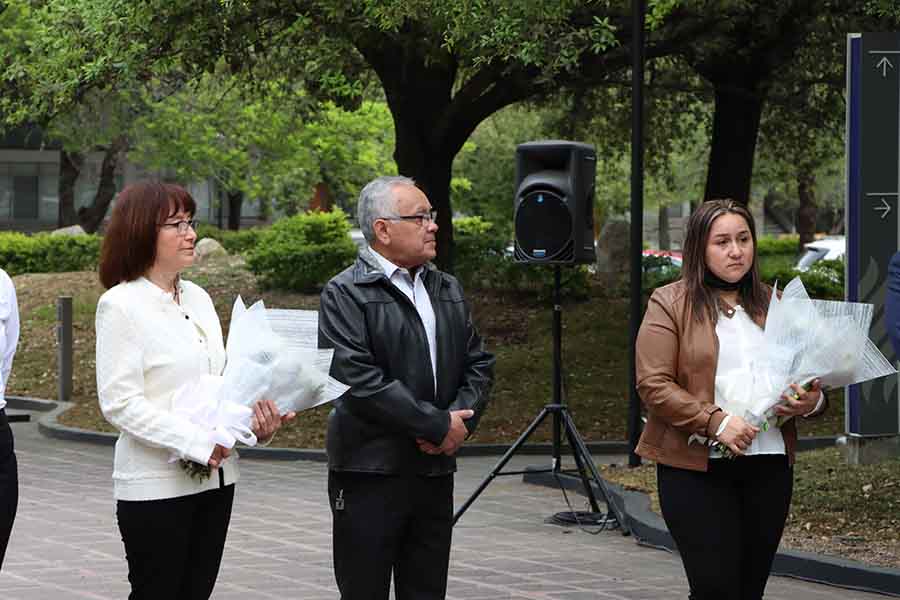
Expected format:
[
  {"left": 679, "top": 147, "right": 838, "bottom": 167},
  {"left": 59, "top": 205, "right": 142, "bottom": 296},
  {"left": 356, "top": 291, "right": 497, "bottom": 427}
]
[
  {"left": 763, "top": 188, "right": 794, "bottom": 234},
  {"left": 226, "top": 190, "right": 243, "bottom": 230},
  {"left": 58, "top": 151, "right": 83, "bottom": 227},
  {"left": 796, "top": 171, "right": 817, "bottom": 252},
  {"left": 658, "top": 204, "right": 670, "bottom": 250},
  {"left": 310, "top": 182, "right": 332, "bottom": 212},
  {"left": 371, "top": 58, "right": 458, "bottom": 270},
  {"left": 78, "top": 140, "right": 126, "bottom": 233},
  {"left": 400, "top": 151, "right": 454, "bottom": 272},
  {"left": 704, "top": 84, "right": 764, "bottom": 204}
]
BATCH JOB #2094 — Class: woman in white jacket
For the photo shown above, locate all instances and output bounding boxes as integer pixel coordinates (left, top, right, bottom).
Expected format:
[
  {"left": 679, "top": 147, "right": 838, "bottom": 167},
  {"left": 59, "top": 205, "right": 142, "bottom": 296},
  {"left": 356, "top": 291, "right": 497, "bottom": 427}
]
[
  {"left": 95, "top": 181, "right": 285, "bottom": 600},
  {"left": 0, "top": 267, "right": 19, "bottom": 571}
]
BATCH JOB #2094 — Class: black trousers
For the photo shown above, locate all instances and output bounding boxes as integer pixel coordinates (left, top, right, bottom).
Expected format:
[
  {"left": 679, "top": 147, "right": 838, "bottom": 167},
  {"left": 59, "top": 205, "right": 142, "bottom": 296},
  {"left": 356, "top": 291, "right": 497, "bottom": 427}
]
[
  {"left": 0, "top": 409, "right": 17, "bottom": 571},
  {"left": 657, "top": 455, "right": 793, "bottom": 600},
  {"left": 328, "top": 470, "right": 454, "bottom": 600},
  {"left": 116, "top": 480, "right": 234, "bottom": 600}
]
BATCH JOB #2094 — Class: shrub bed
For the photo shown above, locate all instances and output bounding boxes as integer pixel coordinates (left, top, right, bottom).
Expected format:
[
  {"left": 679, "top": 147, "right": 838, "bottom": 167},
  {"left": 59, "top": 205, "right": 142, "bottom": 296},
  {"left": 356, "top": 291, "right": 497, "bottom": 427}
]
[
  {"left": 194, "top": 223, "right": 265, "bottom": 255},
  {"left": 0, "top": 232, "right": 101, "bottom": 276},
  {"left": 245, "top": 210, "right": 357, "bottom": 292},
  {"left": 453, "top": 216, "right": 590, "bottom": 298}
]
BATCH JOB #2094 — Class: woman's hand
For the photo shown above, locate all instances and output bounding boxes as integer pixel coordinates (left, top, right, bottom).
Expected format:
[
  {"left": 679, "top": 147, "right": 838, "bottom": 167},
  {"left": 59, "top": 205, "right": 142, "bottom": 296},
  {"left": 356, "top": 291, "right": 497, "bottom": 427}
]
[
  {"left": 773, "top": 379, "right": 822, "bottom": 418},
  {"left": 208, "top": 444, "right": 231, "bottom": 468},
  {"left": 715, "top": 415, "right": 760, "bottom": 457},
  {"left": 251, "top": 399, "right": 296, "bottom": 444}
]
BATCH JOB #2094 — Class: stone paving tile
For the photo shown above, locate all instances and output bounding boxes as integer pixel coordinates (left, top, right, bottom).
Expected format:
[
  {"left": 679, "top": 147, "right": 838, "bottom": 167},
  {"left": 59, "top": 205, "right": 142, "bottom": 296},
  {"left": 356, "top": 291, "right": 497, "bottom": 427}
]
[{"left": 0, "top": 420, "right": 889, "bottom": 599}]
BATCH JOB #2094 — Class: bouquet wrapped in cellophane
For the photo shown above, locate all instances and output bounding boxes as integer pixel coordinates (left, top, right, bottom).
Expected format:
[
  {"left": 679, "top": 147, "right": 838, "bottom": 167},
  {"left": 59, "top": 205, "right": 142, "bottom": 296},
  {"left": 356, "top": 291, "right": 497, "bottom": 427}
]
[
  {"left": 171, "top": 296, "right": 349, "bottom": 479},
  {"left": 706, "top": 277, "right": 895, "bottom": 457}
]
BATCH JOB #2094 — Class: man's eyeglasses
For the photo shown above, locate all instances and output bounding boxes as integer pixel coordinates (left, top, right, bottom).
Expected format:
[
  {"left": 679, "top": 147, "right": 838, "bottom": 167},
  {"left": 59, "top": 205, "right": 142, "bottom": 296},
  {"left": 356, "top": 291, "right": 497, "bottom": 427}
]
[
  {"left": 160, "top": 219, "right": 197, "bottom": 236},
  {"left": 381, "top": 209, "right": 437, "bottom": 227}
]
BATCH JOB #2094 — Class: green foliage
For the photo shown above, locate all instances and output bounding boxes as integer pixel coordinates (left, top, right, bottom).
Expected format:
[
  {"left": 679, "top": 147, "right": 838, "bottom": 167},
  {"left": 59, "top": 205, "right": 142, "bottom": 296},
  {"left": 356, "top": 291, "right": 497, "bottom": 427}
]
[
  {"left": 307, "top": 100, "right": 397, "bottom": 214},
  {"left": 129, "top": 75, "right": 319, "bottom": 216},
  {"left": 0, "top": 232, "right": 100, "bottom": 276},
  {"left": 756, "top": 235, "right": 800, "bottom": 256},
  {"left": 193, "top": 224, "right": 265, "bottom": 255},
  {"left": 451, "top": 106, "right": 543, "bottom": 226},
  {"left": 759, "top": 259, "right": 844, "bottom": 300},
  {"left": 638, "top": 250, "right": 844, "bottom": 300},
  {"left": 452, "top": 216, "right": 508, "bottom": 288},
  {"left": 245, "top": 210, "right": 356, "bottom": 292},
  {"left": 641, "top": 255, "right": 681, "bottom": 294},
  {"left": 452, "top": 216, "right": 589, "bottom": 298}
]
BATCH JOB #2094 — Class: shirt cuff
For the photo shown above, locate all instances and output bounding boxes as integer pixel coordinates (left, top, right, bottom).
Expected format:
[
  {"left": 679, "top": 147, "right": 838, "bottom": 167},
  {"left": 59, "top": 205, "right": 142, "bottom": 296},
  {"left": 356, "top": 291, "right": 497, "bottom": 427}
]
[
  {"left": 256, "top": 431, "right": 276, "bottom": 447},
  {"left": 803, "top": 392, "right": 826, "bottom": 418},
  {"left": 183, "top": 431, "right": 216, "bottom": 465},
  {"left": 715, "top": 414, "right": 732, "bottom": 438}
]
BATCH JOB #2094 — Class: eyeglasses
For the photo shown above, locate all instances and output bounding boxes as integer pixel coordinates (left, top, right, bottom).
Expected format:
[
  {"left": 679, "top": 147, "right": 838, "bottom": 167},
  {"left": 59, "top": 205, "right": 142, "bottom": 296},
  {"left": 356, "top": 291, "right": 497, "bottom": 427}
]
[
  {"left": 381, "top": 209, "right": 437, "bottom": 227},
  {"left": 160, "top": 219, "right": 197, "bottom": 236}
]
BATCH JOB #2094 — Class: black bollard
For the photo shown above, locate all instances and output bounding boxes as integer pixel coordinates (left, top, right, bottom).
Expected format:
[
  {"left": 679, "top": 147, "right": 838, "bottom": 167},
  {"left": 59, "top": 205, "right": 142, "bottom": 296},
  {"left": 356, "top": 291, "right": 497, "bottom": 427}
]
[{"left": 57, "top": 296, "right": 73, "bottom": 403}]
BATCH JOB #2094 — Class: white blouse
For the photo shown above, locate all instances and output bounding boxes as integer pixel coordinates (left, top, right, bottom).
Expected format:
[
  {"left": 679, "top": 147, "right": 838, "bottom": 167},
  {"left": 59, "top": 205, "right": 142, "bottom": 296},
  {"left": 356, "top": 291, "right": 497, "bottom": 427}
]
[
  {"left": 0, "top": 269, "right": 19, "bottom": 412},
  {"left": 95, "top": 277, "right": 238, "bottom": 500},
  {"left": 713, "top": 306, "right": 786, "bottom": 456}
]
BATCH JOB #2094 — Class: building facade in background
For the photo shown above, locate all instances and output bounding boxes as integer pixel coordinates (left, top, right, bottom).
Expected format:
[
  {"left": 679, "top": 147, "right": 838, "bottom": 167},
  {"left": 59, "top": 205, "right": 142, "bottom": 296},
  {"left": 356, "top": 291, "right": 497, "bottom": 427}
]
[{"left": 0, "top": 126, "right": 263, "bottom": 232}]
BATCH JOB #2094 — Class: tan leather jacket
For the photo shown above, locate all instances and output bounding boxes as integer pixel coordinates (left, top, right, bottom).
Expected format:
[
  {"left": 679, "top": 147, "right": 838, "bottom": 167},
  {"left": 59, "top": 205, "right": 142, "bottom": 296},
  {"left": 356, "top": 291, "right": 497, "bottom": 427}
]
[{"left": 635, "top": 280, "right": 799, "bottom": 472}]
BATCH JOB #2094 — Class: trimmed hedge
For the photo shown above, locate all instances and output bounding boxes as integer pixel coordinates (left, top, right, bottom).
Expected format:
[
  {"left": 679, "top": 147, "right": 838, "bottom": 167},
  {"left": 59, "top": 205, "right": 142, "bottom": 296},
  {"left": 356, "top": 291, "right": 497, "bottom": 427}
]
[
  {"left": 245, "top": 210, "right": 357, "bottom": 292},
  {"left": 194, "top": 223, "right": 265, "bottom": 255},
  {"left": 640, "top": 247, "right": 843, "bottom": 300},
  {"left": 0, "top": 232, "right": 101, "bottom": 276},
  {"left": 757, "top": 235, "right": 800, "bottom": 256},
  {"left": 760, "top": 258, "right": 843, "bottom": 300}
]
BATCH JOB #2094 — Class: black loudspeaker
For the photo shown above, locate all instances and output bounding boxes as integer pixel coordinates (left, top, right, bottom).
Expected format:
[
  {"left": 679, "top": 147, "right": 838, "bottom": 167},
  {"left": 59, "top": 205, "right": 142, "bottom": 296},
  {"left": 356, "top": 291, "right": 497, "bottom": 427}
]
[{"left": 513, "top": 140, "right": 597, "bottom": 264}]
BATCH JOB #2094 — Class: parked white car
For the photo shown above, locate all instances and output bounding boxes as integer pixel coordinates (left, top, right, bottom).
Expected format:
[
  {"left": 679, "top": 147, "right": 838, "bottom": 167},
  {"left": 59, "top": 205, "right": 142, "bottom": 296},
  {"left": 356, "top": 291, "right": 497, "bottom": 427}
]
[{"left": 795, "top": 237, "right": 845, "bottom": 271}]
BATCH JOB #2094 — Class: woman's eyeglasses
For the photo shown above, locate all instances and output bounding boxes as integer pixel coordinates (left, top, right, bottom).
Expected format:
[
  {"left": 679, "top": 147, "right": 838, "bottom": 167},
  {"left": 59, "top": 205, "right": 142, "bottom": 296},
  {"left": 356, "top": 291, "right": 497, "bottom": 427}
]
[{"left": 160, "top": 219, "right": 197, "bottom": 236}]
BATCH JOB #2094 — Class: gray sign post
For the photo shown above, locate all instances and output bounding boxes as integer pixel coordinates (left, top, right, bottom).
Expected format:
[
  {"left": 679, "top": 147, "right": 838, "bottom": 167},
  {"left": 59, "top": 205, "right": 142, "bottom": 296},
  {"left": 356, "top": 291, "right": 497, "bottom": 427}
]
[{"left": 845, "top": 33, "right": 900, "bottom": 461}]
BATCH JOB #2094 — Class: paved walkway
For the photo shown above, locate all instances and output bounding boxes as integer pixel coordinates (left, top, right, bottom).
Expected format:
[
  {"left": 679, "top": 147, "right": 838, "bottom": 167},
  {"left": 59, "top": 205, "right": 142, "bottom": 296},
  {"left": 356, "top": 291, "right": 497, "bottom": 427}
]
[{"left": 0, "top": 419, "right": 884, "bottom": 599}]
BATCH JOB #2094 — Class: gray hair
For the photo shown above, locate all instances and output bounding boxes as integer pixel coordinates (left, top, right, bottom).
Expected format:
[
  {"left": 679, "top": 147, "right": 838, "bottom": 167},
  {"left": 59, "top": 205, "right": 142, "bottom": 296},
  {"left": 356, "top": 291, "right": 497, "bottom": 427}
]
[{"left": 357, "top": 175, "right": 417, "bottom": 242}]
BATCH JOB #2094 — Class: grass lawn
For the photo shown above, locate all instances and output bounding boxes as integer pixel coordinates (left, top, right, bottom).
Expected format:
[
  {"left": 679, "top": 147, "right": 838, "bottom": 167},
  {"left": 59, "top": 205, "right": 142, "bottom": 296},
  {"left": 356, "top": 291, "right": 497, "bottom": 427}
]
[{"left": 10, "top": 258, "right": 895, "bottom": 568}]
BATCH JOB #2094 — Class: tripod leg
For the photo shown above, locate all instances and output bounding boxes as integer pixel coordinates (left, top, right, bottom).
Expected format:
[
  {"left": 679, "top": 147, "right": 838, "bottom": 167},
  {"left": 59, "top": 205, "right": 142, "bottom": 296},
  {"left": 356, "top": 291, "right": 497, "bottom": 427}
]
[
  {"left": 453, "top": 407, "right": 552, "bottom": 525},
  {"left": 561, "top": 410, "right": 631, "bottom": 535},
  {"left": 561, "top": 411, "right": 602, "bottom": 514}
]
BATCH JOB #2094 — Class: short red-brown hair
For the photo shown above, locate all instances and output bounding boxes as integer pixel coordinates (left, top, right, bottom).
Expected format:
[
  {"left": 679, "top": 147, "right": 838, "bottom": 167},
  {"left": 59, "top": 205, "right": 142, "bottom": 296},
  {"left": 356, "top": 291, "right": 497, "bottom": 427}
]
[{"left": 98, "top": 181, "right": 196, "bottom": 289}]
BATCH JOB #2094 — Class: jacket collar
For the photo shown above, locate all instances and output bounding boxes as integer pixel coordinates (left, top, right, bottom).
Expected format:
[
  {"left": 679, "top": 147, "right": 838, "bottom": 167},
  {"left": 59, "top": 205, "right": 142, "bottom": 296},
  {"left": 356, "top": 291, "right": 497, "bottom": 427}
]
[
  {"left": 353, "top": 245, "right": 437, "bottom": 286},
  {"left": 137, "top": 275, "right": 185, "bottom": 305}
]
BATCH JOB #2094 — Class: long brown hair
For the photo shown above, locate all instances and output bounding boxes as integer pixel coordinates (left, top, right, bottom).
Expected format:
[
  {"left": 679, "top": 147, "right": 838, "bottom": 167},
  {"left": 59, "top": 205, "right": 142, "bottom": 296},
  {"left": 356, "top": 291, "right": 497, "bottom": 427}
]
[
  {"left": 681, "top": 199, "right": 767, "bottom": 323},
  {"left": 98, "top": 182, "right": 196, "bottom": 289}
]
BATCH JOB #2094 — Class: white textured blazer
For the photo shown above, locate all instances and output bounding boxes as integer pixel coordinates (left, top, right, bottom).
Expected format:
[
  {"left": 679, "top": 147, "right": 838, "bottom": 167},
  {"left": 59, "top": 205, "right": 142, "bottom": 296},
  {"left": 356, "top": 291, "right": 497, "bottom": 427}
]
[{"left": 95, "top": 277, "right": 239, "bottom": 501}]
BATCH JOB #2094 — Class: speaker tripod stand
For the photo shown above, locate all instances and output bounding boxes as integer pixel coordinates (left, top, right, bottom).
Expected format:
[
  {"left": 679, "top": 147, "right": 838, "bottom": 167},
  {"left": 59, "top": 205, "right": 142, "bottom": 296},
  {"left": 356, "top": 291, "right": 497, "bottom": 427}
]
[{"left": 453, "top": 266, "right": 630, "bottom": 534}]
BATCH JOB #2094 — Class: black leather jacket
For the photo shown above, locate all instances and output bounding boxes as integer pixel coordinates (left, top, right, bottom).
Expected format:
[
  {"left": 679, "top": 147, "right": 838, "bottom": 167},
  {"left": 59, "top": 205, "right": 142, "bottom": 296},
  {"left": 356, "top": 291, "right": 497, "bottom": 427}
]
[{"left": 318, "top": 247, "right": 495, "bottom": 475}]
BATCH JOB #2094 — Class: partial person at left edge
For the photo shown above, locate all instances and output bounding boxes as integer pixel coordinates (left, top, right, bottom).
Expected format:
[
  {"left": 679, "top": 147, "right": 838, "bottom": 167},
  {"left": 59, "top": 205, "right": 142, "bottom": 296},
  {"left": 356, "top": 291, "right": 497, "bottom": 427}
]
[
  {"left": 94, "top": 181, "right": 288, "bottom": 600},
  {"left": 0, "top": 266, "right": 19, "bottom": 572}
]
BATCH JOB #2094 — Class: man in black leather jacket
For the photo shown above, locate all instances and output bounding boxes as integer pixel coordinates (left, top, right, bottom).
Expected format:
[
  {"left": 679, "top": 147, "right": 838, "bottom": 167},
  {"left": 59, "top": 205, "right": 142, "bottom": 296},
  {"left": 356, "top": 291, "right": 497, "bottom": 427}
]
[{"left": 318, "top": 175, "right": 495, "bottom": 600}]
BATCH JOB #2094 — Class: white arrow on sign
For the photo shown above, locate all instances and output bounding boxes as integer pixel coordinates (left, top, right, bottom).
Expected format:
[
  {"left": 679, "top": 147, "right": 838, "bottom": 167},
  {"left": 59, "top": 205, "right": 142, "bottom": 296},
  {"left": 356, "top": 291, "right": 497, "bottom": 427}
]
[
  {"left": 876, "top": 56, "right": 895, "bottom": 77},
  {"left": 875, "top": 197, "right": 892, "bottom": 219}
]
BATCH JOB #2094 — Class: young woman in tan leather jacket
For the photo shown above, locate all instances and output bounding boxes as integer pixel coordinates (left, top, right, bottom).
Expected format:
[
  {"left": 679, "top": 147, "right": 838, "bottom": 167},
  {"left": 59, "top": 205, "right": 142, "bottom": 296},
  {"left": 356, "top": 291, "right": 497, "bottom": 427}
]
[{"left": 635, "top": 200, "right": 826, "bottom": 600}]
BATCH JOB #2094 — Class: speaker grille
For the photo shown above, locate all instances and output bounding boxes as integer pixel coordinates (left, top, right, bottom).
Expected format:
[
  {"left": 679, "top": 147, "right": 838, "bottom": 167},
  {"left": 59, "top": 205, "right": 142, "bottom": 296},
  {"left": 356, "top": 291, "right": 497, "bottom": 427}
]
[{"left": 514, "top": 189, "right": 572, "bottom": 261}]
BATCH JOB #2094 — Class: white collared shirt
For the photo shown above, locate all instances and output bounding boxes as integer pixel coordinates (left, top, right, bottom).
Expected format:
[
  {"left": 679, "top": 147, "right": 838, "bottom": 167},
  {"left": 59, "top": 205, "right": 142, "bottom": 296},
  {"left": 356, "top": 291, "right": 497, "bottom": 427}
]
[
  {"left": 0, "top": 269, "right": 19, "bottom": 411},
  {"left": 369, "top": 248, "right": 438, "bottom": 391},
  {"left": 713, "top": 306, "right": 786, "bottom": 456}
]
